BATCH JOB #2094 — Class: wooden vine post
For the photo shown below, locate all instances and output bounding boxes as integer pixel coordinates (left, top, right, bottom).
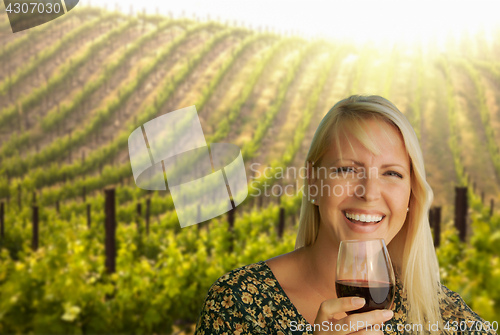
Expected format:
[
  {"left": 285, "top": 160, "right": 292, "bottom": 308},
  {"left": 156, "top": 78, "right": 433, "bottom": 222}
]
[
  {"left": 228, "top": 199, "right": 235, "bottom": 252},
  {"left": 136, "top": 203, "right": 142, "bottom": 235},
  {"left": 429, "top": 208, "right": 434, "bottom": 229},
  {"left": 454, "top": 187, "right": 468, "bottom": 243},
  {"left": 277, "top": 192, "right": 285, "bottom": 238},
  {"left": 278, "top": 206, "right": 285, "bottom": 239},
  {"left": 146, "top": 198, "right": 151, "bottom": 236},
  {"left": 430, "top": 207, "right": 441, "bottom": 247},
  {"left": 105, "top": 189, "right": 116, "bottom": 274}
]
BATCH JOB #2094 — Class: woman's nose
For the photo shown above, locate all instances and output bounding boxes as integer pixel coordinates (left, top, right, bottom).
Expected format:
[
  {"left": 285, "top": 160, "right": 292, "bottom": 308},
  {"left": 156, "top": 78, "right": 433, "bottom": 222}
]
[{"left": 357, "top": 174, "right": 381, "bottom": 202}]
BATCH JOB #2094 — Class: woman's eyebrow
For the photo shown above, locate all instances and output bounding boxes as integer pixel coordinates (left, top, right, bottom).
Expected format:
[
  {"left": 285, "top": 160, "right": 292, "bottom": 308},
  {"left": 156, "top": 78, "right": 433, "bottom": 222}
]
[
  {"left": 332, "top": 158, "right": 363, "bottom": 166},
  {"left": 332, "top": 158, "right": 406, "bottom": 170},
  {"left": 381, "top": 163, "right": 406, "bottom": 169}
]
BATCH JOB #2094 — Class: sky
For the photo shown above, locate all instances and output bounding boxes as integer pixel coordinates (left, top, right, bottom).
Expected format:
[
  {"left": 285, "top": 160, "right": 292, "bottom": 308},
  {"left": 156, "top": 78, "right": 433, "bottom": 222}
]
[{"left": 84, "top": 0, "right": 500, "bottom": 46}]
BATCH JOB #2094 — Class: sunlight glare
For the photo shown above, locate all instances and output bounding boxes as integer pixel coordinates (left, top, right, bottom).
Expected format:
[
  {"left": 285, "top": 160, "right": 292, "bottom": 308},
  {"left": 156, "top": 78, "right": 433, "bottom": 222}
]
[{"left": 92, "top": 0, "right": 500, "bottom": 48}]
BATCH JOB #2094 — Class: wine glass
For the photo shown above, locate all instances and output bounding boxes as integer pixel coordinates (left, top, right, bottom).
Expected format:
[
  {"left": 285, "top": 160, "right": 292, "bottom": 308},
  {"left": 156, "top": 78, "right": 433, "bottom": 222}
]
[{"left": 335, "top": 238, "right": 395, "bottom": 315}]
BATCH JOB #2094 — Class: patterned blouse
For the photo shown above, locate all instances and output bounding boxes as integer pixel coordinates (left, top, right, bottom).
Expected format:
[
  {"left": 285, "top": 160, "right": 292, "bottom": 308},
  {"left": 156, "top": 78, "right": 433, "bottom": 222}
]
[{"left": 194, "top": 261, "right": 498, "bottom": 335}]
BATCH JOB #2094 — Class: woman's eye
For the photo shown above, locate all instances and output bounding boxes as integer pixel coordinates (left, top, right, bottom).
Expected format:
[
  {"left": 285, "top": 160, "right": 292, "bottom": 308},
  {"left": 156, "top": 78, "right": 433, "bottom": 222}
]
[
  {"left": 385, "top": 171, "right": 403, "bottom": 178},
  {"left": 337, "top": 167, "right": 355, "bottom": 173}
]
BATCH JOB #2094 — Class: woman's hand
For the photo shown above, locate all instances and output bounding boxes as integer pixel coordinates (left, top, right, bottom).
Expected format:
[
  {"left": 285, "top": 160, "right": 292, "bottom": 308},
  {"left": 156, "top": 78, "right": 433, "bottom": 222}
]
[{"left": 313, "top": 297, "right": 393, "bottom": 334}]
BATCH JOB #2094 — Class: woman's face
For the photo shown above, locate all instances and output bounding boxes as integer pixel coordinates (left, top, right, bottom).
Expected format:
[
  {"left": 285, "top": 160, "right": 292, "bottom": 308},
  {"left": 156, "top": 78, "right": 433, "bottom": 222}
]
[{"left": 308, "top": 118, "right": 411, "bottom": 246}]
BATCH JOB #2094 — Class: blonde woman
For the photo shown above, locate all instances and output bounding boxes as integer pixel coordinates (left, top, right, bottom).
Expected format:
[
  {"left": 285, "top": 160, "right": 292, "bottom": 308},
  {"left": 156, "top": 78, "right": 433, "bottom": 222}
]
[{"left": 194, "top": 95, "right": 496, "bottom": 335}]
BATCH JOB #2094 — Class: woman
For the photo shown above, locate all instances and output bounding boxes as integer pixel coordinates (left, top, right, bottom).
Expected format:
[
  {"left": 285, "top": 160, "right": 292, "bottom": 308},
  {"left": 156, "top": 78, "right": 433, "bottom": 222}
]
[{"left": 194, "top": 95, "right": 496, "bottom": 335}]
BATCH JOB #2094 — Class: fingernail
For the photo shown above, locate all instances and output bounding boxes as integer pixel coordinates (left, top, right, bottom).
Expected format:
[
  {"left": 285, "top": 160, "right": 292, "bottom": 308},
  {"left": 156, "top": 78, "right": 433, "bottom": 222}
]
[
  {"left": 352, "top": 297, "right": 365, "bottom": 307},
  {"left": 383, "top": 310, "right": 393, "bottom": 319}
]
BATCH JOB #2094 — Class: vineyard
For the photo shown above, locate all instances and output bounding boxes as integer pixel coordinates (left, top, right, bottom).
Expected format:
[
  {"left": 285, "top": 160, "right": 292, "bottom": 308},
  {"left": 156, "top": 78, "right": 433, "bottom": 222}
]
[{"left": 0, "top": 4, "right": 499, "bottom": 334}]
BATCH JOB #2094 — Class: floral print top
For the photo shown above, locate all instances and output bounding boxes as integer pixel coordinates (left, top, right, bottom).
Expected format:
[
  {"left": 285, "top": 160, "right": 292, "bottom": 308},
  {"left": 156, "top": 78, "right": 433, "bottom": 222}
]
[{"left": 194, "top": 261, "right": 498, "bottom": 335}]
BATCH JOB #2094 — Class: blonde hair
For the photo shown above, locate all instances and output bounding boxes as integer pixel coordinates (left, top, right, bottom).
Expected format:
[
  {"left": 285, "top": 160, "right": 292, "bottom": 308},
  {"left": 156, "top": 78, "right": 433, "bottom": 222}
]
[{"left": 295, "top": 95, "right": 444, "bottom": 333}]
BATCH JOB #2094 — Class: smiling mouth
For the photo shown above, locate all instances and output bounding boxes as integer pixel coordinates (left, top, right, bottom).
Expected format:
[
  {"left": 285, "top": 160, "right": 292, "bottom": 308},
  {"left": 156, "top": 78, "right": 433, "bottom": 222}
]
[{"left": 342, "top": 211, "right": 385, "bottom": 226}]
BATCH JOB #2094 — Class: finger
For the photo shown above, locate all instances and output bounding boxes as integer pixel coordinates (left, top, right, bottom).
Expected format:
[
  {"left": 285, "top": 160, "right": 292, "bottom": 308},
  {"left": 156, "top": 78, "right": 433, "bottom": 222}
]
[
  {"left": 315, "top": 297, "right": 366, "bottom": 322},
  {"left": 315, "top": 312, "right": 389, "bottom": 335},
  {"left": 340, "top": 309, "right": 393, "bottom": 333},
  {"left": 352, "top": 330, "right": 385, "bottom": 335}
]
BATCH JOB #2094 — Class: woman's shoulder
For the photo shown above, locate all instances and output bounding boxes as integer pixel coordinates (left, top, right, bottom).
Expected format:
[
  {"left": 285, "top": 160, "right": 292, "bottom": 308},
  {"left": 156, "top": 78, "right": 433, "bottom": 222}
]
[
  {"left": 439, "top": 284, "right": 497, "bottom": 333},
  {"left": 207, "top": 260, "right": 278, "bottom": 298},
  {"left": 195, "top": 261, "right": 287, "bottom": 335}
]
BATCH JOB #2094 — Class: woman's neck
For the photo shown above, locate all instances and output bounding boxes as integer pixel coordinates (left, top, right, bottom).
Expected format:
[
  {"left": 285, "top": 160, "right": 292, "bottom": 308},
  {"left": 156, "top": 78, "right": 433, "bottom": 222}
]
[{"left": 299, "top": 224, "right": 340, "bottom": 300}]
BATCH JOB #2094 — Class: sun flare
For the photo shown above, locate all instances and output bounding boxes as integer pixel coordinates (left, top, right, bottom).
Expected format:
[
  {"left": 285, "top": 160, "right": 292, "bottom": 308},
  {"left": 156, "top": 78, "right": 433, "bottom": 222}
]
[{"left": 90, "top": 0, "right": 500, "bottom": 50}]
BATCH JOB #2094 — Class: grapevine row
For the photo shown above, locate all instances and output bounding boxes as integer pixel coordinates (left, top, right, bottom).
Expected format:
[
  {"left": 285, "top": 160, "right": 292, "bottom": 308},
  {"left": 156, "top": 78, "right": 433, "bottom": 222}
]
[
  {"left": 0, "top": 12, "right": 121, "bottom": 101},
  {"left": 0, "top": 22, "right": 222, "bottom": 179},
  {"left": 254, "top": 47, "right": 339, "bottom": 192},
  {"left": 0, "top": 6, "right": 100, "bottom": 63},
  {"left": 0, "top": 29, "right": 279, "bottom": 204},
  {"left": 0, "top": 187, "right": 302, "bottom": 333},
  {"left": 118, "top": 44, "right": 337, "bottom": 225},
  {"left": 454, "top": 58, "right": 500, "bottom": 181},
  {"left": 241, "top": 42, "right": 320, "bottom": 160},
  {"left": 435, "top": 56, "right": 499, "bottom": 319},
  {"left": 1, "top": 39, "right": 327, "bottom": 230},
  {"left": 37, "top": 36, "right": 301, "bottom": 208},
  {"left": 121, "top": 42, "right": 336, "bottom": 225},
  {"left": 3, "top": 39, "right": 331, "bottom": 225},
  {"left": 135, "top": 36, "right": 297, "bottom": 189},
  {"left": 0, "top": 19, "right": 188, "bottom": 159}
]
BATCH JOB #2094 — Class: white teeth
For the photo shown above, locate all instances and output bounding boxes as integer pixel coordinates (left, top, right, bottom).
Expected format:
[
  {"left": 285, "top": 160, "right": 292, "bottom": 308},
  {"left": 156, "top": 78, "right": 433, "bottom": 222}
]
[{"left": 345, "top": 212, "right": 383, "bottom": 223}]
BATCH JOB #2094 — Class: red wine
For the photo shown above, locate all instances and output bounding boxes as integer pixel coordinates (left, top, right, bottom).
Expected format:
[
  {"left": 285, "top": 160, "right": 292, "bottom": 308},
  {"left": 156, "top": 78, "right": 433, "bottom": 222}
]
[{"left": 335, "top": 279, "right": 394, "bottom": 315}]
